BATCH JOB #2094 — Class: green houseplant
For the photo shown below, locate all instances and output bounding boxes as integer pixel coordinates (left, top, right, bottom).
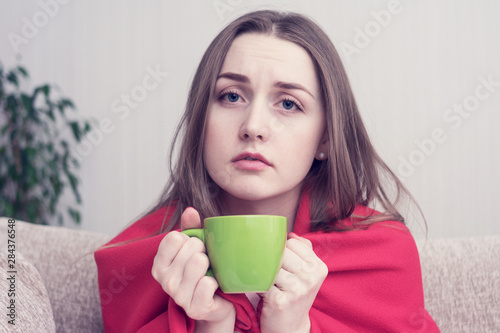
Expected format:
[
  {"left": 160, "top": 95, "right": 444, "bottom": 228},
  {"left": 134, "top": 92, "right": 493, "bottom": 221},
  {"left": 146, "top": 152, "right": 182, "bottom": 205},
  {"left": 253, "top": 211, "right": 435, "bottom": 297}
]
[{"left": 0, "top": 63, "right": 93, "bottom": 225}]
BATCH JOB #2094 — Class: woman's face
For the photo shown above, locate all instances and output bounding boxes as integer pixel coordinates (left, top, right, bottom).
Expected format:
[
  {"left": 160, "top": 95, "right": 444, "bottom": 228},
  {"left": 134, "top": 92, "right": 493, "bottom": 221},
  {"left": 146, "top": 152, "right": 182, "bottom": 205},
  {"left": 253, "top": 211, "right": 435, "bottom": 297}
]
[{"left": 204, "top": 33, "right": 326, "bottom": 210}]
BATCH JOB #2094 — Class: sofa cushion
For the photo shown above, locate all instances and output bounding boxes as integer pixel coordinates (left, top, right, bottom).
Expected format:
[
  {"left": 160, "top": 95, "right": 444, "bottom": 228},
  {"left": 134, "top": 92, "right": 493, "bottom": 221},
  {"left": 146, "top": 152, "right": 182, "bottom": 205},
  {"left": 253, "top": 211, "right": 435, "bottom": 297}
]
[
  {"left": 0, "top": 219, "right": 111, "bottom": 333},
  {"left": 0, "top": 251, "right": 56, "bottom": 332},
  {"left": 417, "top": 235, "right": 500, "bottom": 332},
  {"left": 3, "top": 218, "right": 499, "bottom": 332}
]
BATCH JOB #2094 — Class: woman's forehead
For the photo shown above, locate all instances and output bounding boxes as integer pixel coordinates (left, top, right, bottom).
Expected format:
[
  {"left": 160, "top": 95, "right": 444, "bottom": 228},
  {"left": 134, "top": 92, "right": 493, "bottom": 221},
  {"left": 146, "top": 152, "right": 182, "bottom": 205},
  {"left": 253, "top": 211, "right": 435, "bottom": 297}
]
[{"left": 219, "top": 33, "right": 319, "bottom": 93}]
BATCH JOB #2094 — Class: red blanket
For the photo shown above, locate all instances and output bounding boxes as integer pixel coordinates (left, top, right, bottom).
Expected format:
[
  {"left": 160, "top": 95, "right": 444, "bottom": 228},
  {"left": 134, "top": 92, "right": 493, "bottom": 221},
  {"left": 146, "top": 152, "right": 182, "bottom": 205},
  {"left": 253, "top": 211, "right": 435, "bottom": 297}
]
[{"left": 95, "top": 193, "right": 439, "bottom": 332}]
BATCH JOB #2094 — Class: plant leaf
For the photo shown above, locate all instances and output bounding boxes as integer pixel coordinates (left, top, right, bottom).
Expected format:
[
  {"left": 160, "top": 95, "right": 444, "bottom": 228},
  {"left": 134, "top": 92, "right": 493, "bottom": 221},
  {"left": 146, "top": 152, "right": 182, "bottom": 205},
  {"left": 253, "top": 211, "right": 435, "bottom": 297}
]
[
  {"left": 6, "top": 72, "right": 18, "bottom": 87},
  {"left": 41, "top": 84, "right": 50, "bottom": 98},
  {"left": 66, "top": 170, "right": 81, "bottom": 204},
  {"left": 60, "top": 98, "right": 75, "bottom": 109},
  {"left": 1, "top": 64, "right": 89, "bottom": 227},
  {"left": 68, "top": 121, "right": 81, "bottom": 141},
  {"left": 6, "top": 94, "right": 18, "bottom": 114},
  {"left": 1, "top": 124, "right": 9, "bottom": 136},
  {"left": 1, "top": 201, "right": 14, "bottom": 218},
  {"left": 21, "top": 93, "right": 39, "bottom": 122},
  {"left": 68, "top": 207, "right": 81, "bottom": 224},
  {"left": 83, "top": 121, "right": 92, "bottom": 135},
  {"left": 17, "top": 66, "right": 29, "bottom": 78}
]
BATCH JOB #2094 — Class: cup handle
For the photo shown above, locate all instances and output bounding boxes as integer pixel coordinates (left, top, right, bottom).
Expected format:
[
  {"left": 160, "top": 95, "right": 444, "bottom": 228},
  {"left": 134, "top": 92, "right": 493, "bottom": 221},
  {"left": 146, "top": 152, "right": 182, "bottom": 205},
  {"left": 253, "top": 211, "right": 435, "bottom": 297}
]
[{"left": 181, "top": 229, "right": 214, "bottom": 278}]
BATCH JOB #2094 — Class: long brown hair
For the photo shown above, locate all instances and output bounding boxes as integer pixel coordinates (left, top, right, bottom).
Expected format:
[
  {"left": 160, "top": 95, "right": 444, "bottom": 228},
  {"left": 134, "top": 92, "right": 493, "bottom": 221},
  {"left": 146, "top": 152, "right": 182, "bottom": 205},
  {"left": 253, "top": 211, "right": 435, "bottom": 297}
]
[{"left": 145, "top": 10, "right": 419, "bottom": 233}]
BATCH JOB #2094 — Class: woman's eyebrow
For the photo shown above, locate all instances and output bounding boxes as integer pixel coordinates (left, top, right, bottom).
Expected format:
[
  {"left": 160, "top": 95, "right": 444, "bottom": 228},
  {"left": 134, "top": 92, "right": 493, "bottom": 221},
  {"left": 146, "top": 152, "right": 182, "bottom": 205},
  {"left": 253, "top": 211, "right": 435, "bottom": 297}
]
[
  {"left": 273, "top": 81, "right": 314, "bottom": 98},
  {"left": 217, "top": 72, "right": 314, "bottom": 98},
  {"left": 217, "top": 72, "right": 249, "bottom": 83}
]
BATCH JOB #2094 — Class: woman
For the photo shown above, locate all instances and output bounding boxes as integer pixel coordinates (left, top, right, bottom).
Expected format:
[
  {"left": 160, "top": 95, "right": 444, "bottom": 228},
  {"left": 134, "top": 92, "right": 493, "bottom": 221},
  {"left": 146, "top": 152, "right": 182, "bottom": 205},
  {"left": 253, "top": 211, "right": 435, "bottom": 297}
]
[{"left": 95, "top": 10, "right": 439, "bottom": 332}]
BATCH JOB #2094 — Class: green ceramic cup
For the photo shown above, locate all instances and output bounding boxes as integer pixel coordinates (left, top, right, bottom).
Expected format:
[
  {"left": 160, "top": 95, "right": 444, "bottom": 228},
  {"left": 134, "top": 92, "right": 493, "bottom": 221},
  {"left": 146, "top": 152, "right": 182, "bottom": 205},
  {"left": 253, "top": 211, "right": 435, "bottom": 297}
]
[{"left": 182, "top": 215, "right": 287, "bottom": 293}]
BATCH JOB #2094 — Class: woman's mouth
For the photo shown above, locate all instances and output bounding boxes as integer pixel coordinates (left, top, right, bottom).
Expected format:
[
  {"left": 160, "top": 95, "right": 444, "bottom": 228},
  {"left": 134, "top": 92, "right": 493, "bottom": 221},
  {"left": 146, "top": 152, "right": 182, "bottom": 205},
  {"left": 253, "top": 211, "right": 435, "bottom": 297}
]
[{"left": 232, "top": 152, "right": 272, "bottom": 171}]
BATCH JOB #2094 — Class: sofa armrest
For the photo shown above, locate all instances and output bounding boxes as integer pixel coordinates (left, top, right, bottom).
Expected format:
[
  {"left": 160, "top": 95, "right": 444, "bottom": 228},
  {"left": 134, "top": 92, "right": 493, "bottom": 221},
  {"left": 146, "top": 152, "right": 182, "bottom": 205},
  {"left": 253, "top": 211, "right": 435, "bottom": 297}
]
[
  {"left": 0, "top": 218, "right": 111, "bottom": 333},
  {"left": 1, "top": 251, "right": 56, "bottom": 332},
  {"left": 417, "top": 235, "right": 500, "bottom": 332}
]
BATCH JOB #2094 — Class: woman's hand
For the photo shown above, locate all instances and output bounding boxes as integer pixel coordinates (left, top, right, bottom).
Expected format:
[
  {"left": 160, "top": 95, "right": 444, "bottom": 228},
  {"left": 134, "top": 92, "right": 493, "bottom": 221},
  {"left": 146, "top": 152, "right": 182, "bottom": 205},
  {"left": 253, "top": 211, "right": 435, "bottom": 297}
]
[
  {"left": 259, "top": 232, "right": 328, "bottom": 333},
  {"left": 151, "top": 207, "right": 236, "bottom": 333}
]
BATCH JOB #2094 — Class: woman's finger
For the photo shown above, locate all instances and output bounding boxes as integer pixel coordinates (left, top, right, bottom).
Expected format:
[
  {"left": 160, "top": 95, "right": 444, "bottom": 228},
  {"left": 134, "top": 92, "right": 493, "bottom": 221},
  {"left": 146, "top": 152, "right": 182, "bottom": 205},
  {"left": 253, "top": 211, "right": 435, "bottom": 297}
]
[
  {"left": 168, "top": 237, "right": 206, "bottom": 272},
  {"left": 175, "top": 252, "right": 210, "bottom": 308},
  {"left": 152, "top": 235, "right": 205, "bottom": 296},
  {"left": 280, "top": 246, "right": 305, "bottom": 274},
  {"left": 188, "top": 276, "right": 232, "bottom": 322},
  {"left": 193, "top": 275, "right": 219, "bottom": 308},
  {"left": 153, "top": 231, "right": 188, "bottom": 274},
  {"left": 273, "top": 267, "right": 300, "bottom": 292},
  {"left": 181, "top": 207, "right": 202, "bottom": 231},
  {"left": 285, "top": 237, "right": 317, "bottom": 263},
  {"left": 280, "top": 239, "right": 319, "bottom": 277}
]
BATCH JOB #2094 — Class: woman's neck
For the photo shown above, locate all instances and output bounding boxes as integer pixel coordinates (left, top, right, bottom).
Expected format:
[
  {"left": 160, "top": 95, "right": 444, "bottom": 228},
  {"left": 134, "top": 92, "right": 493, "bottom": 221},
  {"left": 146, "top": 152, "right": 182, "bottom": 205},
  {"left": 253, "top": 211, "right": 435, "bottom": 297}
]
[{"left": 219, "top": 185, "right": 303, "bottom": 233}]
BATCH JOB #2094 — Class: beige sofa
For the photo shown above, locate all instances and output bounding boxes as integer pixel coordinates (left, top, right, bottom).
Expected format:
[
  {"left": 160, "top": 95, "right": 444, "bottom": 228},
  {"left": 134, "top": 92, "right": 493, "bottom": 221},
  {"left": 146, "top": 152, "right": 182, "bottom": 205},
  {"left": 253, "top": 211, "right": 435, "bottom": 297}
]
[{"left": 1, "top": 219, "right": 499, "bottom": 332}]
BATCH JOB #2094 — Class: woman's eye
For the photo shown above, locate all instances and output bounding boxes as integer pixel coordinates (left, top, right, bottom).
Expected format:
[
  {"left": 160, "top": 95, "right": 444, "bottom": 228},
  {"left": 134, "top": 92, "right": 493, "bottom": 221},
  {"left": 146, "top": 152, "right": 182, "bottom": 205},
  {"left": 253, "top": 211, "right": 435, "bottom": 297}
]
[
  {"left": 282, "top": 99, "right": 295, "bottom": 110},
  {"left": 221, "top": 92, "right": 241, "bottom": 103},
  {"left": 280, "top": 98, "right": 302, "bottom": 111}
]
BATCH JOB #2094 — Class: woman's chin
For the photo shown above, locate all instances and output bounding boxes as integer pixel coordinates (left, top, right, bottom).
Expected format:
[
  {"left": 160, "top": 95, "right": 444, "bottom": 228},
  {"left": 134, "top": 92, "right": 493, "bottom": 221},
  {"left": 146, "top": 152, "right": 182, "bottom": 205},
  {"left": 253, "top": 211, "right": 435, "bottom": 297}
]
[{"left": 221, "top": 187, "right": 271, "bottom": 203}]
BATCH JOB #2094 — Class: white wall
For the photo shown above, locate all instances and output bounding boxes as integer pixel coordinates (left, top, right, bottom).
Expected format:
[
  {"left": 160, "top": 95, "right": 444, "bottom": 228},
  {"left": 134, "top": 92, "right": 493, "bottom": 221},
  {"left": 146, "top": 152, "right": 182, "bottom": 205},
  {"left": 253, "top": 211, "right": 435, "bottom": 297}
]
[{"left": 1, "top": 0, "right": 499, "bottom": 239}]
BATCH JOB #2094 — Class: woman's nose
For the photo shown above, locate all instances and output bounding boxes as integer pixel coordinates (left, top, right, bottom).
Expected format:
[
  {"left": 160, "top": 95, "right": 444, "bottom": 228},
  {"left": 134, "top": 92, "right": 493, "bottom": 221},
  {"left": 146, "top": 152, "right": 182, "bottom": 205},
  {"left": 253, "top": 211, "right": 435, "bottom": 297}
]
[{"left": 239, "top": 101, "right": 271, "bottom": 142}]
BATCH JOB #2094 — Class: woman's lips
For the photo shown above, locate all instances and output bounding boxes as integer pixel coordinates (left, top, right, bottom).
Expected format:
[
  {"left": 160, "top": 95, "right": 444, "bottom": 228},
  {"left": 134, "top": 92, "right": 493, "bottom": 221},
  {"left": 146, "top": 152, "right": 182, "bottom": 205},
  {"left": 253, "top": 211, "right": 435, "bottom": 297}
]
[{"left": 232, "top": 152, "right": 272, "bottom": 171}]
